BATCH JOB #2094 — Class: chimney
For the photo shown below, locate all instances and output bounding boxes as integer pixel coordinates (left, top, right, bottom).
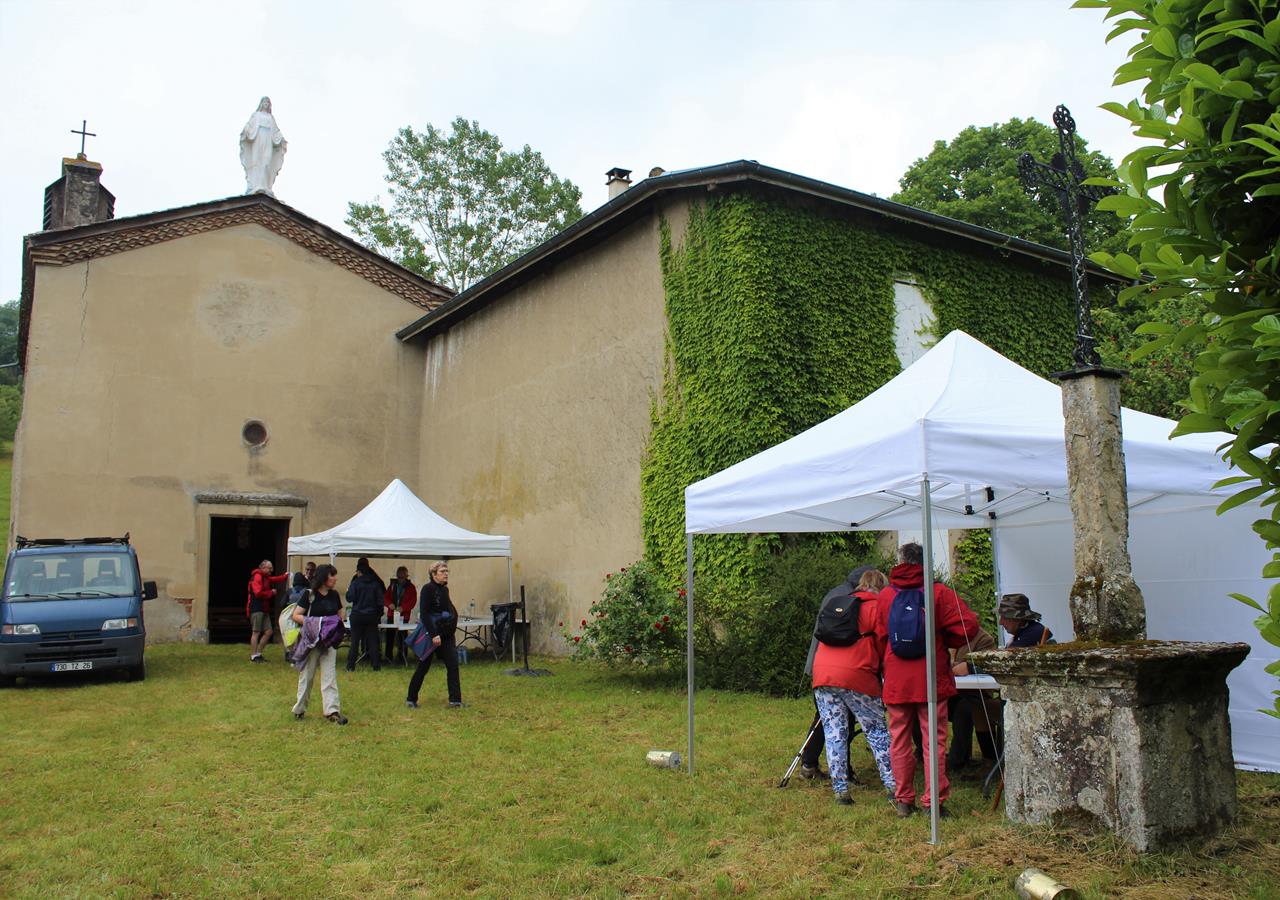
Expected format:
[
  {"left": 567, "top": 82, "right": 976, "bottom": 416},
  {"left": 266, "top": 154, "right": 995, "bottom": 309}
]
[
  {"left": 43, "top": 156, "right": 115, "bottom": 230},
  {"left": 605, "top": 167, "right": 632, "bottom": 200}
]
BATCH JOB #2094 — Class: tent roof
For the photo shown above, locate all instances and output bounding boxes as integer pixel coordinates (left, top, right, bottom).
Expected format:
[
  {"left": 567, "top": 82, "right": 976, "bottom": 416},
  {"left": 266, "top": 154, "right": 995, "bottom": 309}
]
[
  {"left": 288, "top": 479, "right": 510, "bottom": 559},
  {"left": 685, "top": 330, "right": 1234, "bottom": 534}
]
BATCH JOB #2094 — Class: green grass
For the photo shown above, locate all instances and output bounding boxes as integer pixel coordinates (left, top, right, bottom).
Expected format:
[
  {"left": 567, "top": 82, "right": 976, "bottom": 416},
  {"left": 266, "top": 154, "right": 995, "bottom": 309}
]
[{"left": 1, "top": 645, "right": 1277, "bottom": 898}]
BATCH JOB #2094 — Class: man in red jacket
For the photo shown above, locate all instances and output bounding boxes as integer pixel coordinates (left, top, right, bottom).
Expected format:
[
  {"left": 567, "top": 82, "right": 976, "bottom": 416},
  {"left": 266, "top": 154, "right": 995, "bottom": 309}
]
[
  {"left": 875, "top": 542, "right": 980, "bottom": 818},
  {"left": 247, "top": 560, "right": 289, "bottom": 663}
]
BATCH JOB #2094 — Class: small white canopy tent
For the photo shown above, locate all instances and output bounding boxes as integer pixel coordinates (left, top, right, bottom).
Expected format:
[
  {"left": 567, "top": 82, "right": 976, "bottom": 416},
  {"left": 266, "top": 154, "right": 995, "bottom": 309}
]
[
  {"left": 288, "top": 478, "right": 513, "bottom": 603},
  {"left": 683, "top": 331, "right": 1279, "bottom": 838}
]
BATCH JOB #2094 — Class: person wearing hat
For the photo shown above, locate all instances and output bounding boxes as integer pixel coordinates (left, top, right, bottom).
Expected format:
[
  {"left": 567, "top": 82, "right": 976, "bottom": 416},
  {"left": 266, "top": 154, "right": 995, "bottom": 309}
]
[{"left": 998, "top": 593, "right": 1052, "bottom": 648}]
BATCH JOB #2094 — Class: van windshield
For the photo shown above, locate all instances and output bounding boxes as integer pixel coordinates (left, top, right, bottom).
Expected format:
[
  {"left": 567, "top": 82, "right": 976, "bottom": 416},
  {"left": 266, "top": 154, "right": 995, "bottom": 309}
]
[{"left": 4, "top": 552, "right": 138, "bottom": 600}]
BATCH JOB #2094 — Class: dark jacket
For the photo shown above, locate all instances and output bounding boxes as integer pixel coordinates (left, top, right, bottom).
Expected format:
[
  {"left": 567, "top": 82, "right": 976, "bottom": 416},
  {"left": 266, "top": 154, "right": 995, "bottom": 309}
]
[
  {"left": 346, "top": 570, "right": 386, "bottom": 619},
  {"left": 1008, "top": 620, "right": 1050, "bottom": 648},
  {"left": 419, "top": 580, "right": 458, "bottom": 640}
]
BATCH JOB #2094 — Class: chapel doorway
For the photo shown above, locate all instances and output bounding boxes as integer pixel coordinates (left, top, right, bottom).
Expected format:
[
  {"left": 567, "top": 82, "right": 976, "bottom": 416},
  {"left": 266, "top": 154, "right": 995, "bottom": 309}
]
[{"left": 206, "top": 516, "right": 291, "bottom": 643}]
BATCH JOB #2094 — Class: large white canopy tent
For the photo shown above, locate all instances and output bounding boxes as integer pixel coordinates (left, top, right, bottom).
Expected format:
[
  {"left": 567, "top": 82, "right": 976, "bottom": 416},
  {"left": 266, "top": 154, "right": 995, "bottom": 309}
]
[
  {"left": 288, "top": 478, "right": 514, "bottom": 605},
  {"left": 682, "top": 331, "right": 1279, "bottom": 838}
]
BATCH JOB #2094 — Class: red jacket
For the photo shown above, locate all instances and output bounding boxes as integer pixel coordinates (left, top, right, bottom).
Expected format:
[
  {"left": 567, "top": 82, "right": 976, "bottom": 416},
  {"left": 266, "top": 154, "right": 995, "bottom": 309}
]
[
  {"left": 874, "top": 564, "right": 980, "bottom": 705},
  {"left": 812, "top": 592, "right": 886, "bottom": 698},
  {"left": 384, "top": 580, "right": 417, "bottom": 621},
  {"left": 246, "top": 570, "right": 288, "bottom": 617}
]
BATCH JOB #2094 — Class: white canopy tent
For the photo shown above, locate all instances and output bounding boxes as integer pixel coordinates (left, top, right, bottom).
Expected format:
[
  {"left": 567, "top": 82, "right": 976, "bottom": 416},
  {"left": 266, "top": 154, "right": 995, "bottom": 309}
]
[
  {"left": 288, "top": 478, "right": 513, "bottom": 604},
  {"left": 683, "top": 331, "right": 1279, "bottom": 839}
]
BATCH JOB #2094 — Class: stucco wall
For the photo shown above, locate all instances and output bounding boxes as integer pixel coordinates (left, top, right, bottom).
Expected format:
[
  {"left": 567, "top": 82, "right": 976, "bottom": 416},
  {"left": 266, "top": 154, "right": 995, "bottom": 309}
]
[
  {"left": 12, "top": 222, "right": 428, "bottom": 640},
  {"left": 417, "top": 207, "right": 673, "bottom": 651}
]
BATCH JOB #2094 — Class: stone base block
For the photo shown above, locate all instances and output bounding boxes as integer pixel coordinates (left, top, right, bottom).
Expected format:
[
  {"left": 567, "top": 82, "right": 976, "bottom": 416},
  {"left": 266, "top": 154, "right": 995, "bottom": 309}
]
[{"left": 970, "top": 641, "right": 1249, "bottom": 852}]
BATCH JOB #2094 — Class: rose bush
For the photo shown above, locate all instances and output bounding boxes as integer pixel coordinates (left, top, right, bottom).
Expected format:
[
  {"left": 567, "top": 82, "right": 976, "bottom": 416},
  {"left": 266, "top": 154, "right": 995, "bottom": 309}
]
[{"left": 562, "top": 560, "right": 685, "bottom": 667}]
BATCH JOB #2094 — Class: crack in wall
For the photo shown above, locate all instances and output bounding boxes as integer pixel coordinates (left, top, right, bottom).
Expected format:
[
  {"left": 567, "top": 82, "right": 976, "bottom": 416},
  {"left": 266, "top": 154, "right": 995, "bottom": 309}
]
[{"left": 75, "top": 261, "right": 91, "bottom": 364}]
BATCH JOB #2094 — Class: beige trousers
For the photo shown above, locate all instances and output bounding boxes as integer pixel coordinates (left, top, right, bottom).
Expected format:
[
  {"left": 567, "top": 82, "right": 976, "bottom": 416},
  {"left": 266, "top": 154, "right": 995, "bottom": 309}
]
[{"left": 293, "top": 645, "right": 340, "bottom": 716}]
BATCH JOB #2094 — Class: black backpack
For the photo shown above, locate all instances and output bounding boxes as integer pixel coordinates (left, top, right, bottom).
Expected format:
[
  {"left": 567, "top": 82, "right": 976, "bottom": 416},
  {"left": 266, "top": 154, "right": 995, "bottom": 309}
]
[{"left": 814, "top": 591, "right": 864, "bottom": 646}]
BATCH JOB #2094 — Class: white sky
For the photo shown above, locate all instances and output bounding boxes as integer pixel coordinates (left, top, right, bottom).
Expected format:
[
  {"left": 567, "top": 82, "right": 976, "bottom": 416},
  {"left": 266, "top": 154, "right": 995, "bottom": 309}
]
[{"left": 0, "top": 0, "right": 1143, "bottom": 304}]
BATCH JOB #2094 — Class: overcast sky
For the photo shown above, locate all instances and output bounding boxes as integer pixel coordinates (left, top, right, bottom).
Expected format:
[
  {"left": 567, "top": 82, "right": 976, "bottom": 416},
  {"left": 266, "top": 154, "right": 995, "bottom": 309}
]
[{"left": 0, "top": 0, "right": 1143, "bottom": 304}]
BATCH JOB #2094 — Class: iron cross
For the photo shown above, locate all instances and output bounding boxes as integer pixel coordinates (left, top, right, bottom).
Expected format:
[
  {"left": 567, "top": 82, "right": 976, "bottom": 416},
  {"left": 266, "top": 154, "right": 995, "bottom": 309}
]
[
  {"left": 1018, "top": 105, "right": 1116, "bottom": 370},
  {"left": 71, "top": 119, "right": 96, "bottom": 157}
]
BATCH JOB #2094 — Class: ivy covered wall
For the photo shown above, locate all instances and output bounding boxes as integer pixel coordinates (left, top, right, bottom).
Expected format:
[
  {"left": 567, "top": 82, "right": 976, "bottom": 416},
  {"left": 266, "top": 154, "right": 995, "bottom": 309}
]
[{"left": 642, "top": 188, "right": 1078, "bottom": 597}]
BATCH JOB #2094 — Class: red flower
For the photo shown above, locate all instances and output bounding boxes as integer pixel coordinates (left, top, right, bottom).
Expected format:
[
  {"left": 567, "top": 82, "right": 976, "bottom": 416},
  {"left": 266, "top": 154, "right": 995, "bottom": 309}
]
[
  {"left": 606, "top": 573, "right": 612, "bottom": 580},
  {"left": 662, "top": 615, "right": 670, "bottom": 623},
  {"left": 558, "top": 621, "right": 564, "bottom": 627},
  {"left": 573, "top": 636, "right": 580, "bottom": 643},
  {"left": 678, "top": 589, "right": 687, "bottom": 598},
  {"left": 625, "top": 645, "right": 632, "bottom": 653},
  {"left": 620, "top": 566, "right": 627, "bottom": 572},
  {"left": 581, "top": 619, "right": 587, "bottom": 627},
  {"left": 654, "top": 622, "right": 663, "bottom": 630}
]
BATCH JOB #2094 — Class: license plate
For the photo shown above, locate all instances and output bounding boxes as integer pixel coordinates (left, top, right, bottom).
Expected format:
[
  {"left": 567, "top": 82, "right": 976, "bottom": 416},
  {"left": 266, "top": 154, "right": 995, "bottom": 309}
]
[{"left": 51, "top": 661, "right": 93, "bottom": 672}]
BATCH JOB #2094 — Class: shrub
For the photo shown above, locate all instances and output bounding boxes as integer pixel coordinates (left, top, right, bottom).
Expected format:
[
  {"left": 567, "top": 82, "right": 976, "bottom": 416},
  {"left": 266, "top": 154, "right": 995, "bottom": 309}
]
[
  {"left": 695, "top": 540, "right": 890, "bottom": 697},
  {"left": 563, "top": 561, "right": 685, "bottom": 667}
]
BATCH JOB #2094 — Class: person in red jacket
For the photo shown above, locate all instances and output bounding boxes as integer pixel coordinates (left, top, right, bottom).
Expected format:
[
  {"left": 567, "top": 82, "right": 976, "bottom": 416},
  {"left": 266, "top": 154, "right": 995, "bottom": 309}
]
[
  {"left": 812, "top": 569, "right": 896, "bottom": 806},
  {"left": 383, "top": 566, "right": 417, "bottom": 661},
  {"left": 247, "top": 559, "right": 289, "bottom": 662},
  {"left": 875, "top": 542, "right": 980, "bottom": 818}
]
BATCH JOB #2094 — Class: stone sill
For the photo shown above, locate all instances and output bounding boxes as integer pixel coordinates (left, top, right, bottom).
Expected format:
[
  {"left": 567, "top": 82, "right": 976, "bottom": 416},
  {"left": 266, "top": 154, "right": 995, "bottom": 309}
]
[{"left": 969, "top": 640, "right": 1250, "bottom": 704}]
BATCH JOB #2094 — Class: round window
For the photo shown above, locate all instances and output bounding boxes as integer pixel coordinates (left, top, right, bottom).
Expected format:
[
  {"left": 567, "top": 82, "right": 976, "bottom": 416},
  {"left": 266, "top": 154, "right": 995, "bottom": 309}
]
[{"left": 242, "top": 420, "right": 269, "bottom": 447}]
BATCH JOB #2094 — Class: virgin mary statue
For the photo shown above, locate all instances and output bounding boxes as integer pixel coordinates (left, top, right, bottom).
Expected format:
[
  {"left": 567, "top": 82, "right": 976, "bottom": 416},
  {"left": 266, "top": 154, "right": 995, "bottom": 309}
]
[{"left": 239, "top": 97, "right": 287, "bottom": 195}]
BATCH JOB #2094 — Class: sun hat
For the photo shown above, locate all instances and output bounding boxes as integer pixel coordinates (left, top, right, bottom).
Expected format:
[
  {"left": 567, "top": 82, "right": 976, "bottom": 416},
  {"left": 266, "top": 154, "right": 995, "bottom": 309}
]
[{"left": 998, "top": 593, "right": 1042, "bottom": 622}]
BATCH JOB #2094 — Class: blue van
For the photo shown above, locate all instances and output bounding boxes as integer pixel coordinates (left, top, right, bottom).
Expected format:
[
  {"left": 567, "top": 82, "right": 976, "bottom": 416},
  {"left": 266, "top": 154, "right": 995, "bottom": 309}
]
[{"left": 0, "top": 535, "right": 157, "bottom": 685}]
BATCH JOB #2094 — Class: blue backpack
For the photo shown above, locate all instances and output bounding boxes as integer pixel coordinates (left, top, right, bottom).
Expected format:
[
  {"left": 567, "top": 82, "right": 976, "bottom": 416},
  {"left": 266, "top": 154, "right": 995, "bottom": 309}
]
[{"left": 888, "top": 587, "right": 927, "bottom": 659}]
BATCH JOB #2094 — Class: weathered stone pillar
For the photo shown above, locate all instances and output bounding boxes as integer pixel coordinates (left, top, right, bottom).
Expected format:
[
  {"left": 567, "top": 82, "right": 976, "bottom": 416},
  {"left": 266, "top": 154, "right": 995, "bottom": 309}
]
[
  {"left": 972, "top": 642, "right": 1249, "bottom": 851},
  {"left": 1058, "top": 370, "right": 1145, "bottom": 641}
]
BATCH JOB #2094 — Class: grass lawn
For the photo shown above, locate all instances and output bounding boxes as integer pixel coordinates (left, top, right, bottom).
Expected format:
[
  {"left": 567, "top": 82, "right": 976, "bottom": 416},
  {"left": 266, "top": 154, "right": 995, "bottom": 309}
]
[{"left": 0, "top": 645, "right": 1277, "bottom": 898}]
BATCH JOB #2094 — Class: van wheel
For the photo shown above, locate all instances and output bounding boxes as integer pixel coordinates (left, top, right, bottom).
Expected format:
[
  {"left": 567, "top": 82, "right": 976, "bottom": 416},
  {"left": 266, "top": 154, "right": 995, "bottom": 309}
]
[{"left": 126, "top": 661, "right": 146, "bottom": 682}]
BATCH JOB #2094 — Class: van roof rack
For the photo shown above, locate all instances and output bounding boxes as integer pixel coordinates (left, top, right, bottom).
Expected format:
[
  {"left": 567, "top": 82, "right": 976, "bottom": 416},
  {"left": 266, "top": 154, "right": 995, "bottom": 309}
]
[{"left": 14, "top": 533, "right": 130, "bottom": 549}]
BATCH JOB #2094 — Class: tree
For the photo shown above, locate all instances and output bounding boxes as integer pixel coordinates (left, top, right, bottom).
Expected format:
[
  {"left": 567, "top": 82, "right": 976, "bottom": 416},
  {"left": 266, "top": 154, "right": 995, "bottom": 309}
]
[
  {"left": 1078, "top": 0, "right": 1280, "bottom": 719},
  {"left": 347, "top": 118, "right": 584, "bottom": 292},
  {"left": 892, "top": 118, "right": 1128, "bottom": 254}
]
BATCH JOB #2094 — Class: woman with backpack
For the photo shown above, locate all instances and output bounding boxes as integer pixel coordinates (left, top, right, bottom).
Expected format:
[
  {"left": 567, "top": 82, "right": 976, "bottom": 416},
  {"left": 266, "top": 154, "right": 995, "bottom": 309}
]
[{"left": 811, "top": 568, "right": 896, "bottom": 807}]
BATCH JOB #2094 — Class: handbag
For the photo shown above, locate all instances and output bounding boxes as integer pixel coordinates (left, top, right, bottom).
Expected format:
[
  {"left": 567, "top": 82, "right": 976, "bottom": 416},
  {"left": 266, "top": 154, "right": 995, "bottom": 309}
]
[{"left": 405, "top": 621, "right": 435, "bottom": 661}]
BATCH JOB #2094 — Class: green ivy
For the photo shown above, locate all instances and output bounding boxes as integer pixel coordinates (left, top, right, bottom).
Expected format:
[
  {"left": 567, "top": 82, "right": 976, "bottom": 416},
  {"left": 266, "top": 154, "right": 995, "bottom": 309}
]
[
  {"left": 643, "top": 191, "right": 1077, "bottom": 600},
  {"left": 952, "top": 531, "right": 997, "bottom": 639}
]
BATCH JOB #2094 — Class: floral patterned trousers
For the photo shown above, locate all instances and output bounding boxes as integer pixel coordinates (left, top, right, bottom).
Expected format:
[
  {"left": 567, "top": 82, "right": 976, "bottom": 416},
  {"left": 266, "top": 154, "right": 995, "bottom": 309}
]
[{"left": 813, "top": 686, "right": 896, "bottom": 797}]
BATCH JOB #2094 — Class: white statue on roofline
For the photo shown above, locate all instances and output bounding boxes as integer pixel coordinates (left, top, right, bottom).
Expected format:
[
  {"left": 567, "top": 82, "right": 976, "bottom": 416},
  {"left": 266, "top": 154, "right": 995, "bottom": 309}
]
[{"left": 239, "top": 96, "right": 287, "bottom": 196}]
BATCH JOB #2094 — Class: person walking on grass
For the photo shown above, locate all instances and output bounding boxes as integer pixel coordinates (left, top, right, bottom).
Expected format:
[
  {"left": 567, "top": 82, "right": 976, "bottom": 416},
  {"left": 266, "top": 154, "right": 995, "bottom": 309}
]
[
  {"left": 812, "top": 568, "right": 897, "bottom": 807},
  {"left": 345, "top": 557, "right": 385, "bottom": 672},
  {"left": 875, "top": 542, "right": 979, "bottom": 819},
  {"left": 406, "top": 561, "right": 462, "bottom": 709},
  {"left": 291, "top": 563, "right": 348, "bottom": 725},
  {"left": 247, "top": 559, "right": 288, "bottom": 663}
]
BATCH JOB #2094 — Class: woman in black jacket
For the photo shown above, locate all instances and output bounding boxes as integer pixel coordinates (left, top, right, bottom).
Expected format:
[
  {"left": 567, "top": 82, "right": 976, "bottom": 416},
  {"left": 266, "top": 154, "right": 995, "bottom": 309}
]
[{"left": 406, "top": 561, "right": 462, "bottom": 708}]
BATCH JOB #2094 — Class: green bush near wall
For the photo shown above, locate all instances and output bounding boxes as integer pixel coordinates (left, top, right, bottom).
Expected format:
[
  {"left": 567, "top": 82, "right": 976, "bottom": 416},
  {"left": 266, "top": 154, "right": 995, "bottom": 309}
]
[{"left": 641, "top": 191, "right": 1077, "bottom": 693}]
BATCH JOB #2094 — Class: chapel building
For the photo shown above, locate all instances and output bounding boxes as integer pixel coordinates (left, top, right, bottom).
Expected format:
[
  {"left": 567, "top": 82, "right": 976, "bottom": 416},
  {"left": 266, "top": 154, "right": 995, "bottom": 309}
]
[{"left": 14, "top": 156, "right": 1103, "bottom": 649}]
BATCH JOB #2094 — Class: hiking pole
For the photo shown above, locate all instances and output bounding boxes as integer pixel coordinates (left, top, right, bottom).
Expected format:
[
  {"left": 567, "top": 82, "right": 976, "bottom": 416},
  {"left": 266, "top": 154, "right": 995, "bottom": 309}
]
[{"left": 779, "top": 714, "right": 823, "bottom": 788}]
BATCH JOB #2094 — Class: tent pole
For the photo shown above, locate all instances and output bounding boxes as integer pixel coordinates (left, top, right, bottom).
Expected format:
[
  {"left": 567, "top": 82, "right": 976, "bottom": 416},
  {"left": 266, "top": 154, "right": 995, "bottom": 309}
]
[
  {"left": 922, "top": 475, "right": 940, "bottom": 845},
  {"left": 990, "top": 521, "right": 1006, "bottom": 648},
  {"left": 686, "top": 532, "right": 695, "bottom": 776}
]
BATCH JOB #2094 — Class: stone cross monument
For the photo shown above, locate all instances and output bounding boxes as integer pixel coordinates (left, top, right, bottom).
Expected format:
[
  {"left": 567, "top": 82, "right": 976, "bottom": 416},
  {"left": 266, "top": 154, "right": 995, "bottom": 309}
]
[
  {"left": 1017, "top": 105, "right": 1146, "bottom": 642},
  {"left": 970, "top": 105, "right": 1249, "bottom": 852}
]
